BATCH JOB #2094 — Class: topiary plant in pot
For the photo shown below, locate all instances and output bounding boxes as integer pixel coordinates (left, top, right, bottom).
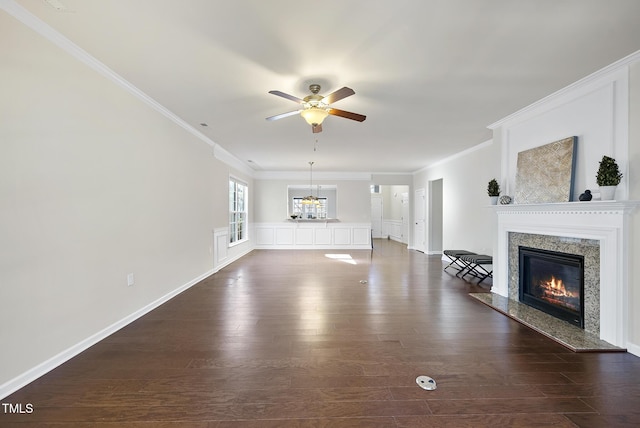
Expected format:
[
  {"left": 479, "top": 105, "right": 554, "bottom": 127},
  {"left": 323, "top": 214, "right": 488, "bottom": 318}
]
[
  {"left": 487, "top": 178, "right": 500, "bottom": 205},
  {"left": 596, "top": 155, "right": 622, "bottom": 200}
]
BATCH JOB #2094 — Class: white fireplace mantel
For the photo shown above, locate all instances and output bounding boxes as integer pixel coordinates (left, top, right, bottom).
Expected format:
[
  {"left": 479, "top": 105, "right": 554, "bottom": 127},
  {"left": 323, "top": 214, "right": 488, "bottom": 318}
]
[{"left": 492, "top": 200, "right": 640, "bottom": 348}]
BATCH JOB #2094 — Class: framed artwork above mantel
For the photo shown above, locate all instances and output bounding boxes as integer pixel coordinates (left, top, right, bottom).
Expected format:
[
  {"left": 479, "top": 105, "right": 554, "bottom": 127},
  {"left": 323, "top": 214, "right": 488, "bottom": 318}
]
[{"left": 514, "top": 136, "right": 577, "bottom": 204}]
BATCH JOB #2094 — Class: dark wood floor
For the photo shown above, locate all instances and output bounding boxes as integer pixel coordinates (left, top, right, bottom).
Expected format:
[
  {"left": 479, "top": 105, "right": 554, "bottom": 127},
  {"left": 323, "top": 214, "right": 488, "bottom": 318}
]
[{"left": 3, "top": 239, "right": 640, "bottom": 427}]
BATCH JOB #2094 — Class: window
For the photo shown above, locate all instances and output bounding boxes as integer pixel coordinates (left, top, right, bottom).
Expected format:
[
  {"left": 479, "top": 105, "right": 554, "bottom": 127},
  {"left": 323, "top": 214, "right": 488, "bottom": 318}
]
[
  {"left": 229, "top": 177, "right": 248, "bottom": 244},
  {"left": 288, "top": 185, "right": 337, "bottom": 219},
  {"left": 292, "top": 197, "right": 328, "bottom": 219}
]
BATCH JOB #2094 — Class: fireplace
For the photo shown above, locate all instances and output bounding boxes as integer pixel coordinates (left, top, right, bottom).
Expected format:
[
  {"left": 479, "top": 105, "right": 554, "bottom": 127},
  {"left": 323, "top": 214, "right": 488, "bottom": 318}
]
[
  {"left": 494, "top": 201, "right": 638, "bottom": 348},
  {"left": 519, "top": 246, "right": 584, "bottom": 328}
]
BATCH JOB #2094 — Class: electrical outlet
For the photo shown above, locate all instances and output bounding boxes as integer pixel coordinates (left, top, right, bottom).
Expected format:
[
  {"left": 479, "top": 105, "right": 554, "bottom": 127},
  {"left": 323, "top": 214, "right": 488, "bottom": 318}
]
[{"left": 127, "top": 273, "right": 135, "bottom": 286}]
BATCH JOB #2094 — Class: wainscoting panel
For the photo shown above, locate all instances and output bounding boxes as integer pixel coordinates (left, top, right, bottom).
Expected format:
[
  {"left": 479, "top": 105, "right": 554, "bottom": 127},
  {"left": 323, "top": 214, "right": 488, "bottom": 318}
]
[
  {"left": 255, "top": 227, "right": 274, "bottom": 246},
  {"left": 213, "top": 228, "right": 228, "bottom": 267},
  {"left": 295, "top": 228, "right": 314, "bottom": 245},
  {"left": 254, "top": 222, "right": 371, "bottom": 249},
  {"left": 353, "top": 227, "right": 371, "bottom": 246},
  {"left": 384, "top": 220, "right": 403, "bottom": 241},
  {"left": 333, "top": 228, "right": 352, "bottom": 245},
  {"left": 314, "top": 228, "right": 332, "bottom": 245},
  {"left": 275, "top": 227, "right": 294, "bottom": 245}
]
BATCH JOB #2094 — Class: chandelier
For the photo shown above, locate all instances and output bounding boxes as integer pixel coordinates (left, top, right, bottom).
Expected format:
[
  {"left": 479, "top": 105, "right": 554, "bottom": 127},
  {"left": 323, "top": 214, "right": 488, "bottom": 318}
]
[{"left": 302, "top": 161, "right": 320, "bottom": 205}]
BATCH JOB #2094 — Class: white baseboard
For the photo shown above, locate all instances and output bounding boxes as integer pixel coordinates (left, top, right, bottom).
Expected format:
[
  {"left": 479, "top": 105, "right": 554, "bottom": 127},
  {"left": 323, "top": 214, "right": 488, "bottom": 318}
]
[
  {"left": 217, "top": 247, "right": 253, "bottom": 270},
  {"left": 0, "top": 269, "right": 216, "bottom": 400},
  {"left": 254, "top": 245, "right": 372, "bottom": 250},
  {"left": 625, "top": 341, "right": 640, "bottom": 358},
  {"left": 0, "top": 244, "right": 259, "bottom": 400},
  {"left": 388, "top": 236, "right": 407, "bottom": 245}
]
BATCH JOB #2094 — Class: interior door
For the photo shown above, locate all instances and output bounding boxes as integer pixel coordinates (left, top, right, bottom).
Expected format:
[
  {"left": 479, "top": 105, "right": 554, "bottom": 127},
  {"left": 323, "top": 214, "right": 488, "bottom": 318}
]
[
  {"left": 414, "top": 188, "right": 426, "bottom": 252},
  {"left": 371, "top": 195, "right": 383, "bottom": 238},
  {"left": 401, "top": 192, "right": 409, "bottom": 244}
]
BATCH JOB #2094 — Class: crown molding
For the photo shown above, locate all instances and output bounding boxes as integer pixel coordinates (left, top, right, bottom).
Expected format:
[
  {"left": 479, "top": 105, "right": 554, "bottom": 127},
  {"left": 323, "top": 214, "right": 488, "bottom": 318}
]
[
  {"left": 1, "top": 0, "right": 255, "bottom": 177},
  {"left": 213, "top": 146, "right": 254, "bottom": 177},
  {"left": 413, "top": 139, "right": 494, "bottom": 174},
  {"left": 254, "top": 171, "right": 372, "bottom": 181},
  {"left": 488, "top": 49, "right": 640, "bottom": 130}
]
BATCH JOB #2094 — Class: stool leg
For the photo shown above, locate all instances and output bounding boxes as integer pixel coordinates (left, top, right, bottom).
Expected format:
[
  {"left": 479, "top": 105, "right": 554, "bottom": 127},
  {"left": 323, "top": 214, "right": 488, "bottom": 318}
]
[{"left": 444, "top": 256, "right": 464, "bottom": 272}]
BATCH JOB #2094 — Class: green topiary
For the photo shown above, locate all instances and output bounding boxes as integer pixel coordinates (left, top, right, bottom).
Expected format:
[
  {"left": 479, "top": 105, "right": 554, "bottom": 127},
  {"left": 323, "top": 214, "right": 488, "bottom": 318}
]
[
  {"left": 595, "top": 155, "right": 623, "bottom": 186},
  {"left": 487, "top": 178, "right": 500, "bottom": 196}
]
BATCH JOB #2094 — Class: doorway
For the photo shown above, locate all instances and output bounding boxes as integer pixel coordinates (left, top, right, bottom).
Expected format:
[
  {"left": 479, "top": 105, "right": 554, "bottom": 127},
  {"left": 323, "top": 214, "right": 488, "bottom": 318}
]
[
  {"left": 428, "top": 179, "right": 443, "bottom": 254},
  {"left": 371, "top": 194, "right": 383, "bottom": 238},
  {"left": 414, "top": 188, "right": 426, "bottom": 252},
  {"left": 401, "top": 192, "right": 409, "bottom": 244}
]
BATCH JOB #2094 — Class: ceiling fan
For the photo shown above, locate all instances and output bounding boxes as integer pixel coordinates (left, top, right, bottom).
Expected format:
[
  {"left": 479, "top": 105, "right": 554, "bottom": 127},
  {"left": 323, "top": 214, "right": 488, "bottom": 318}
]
[{"left": 266, "top": 84, "right": 366, "bottom": 133}]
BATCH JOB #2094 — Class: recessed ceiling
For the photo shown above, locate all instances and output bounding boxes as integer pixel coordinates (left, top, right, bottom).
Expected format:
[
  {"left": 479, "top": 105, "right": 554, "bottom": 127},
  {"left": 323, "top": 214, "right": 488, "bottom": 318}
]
[{"left": 7, "top": 0, "right": 640, "bottom": 173}]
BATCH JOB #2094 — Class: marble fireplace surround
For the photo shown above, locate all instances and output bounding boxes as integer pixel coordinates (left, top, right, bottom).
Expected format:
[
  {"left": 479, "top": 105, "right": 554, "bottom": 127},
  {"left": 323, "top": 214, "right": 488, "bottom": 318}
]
[
  {"left": 508, "top": 232, "right": 599, "bottom": 335},
  {"left": 492, "top": 201, "right": 639, "bottom": 348}
]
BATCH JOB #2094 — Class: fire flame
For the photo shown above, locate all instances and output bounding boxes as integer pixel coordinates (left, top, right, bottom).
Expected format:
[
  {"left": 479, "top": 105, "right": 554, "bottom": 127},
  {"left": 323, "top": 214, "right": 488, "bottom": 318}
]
[{"left": 542, "top": 276, "right": 575, "bottom": 298}]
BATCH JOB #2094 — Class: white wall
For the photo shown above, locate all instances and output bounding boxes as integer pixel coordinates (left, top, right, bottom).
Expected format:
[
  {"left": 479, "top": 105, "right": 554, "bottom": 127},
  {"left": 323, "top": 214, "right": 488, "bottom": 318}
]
[
  {"left": 378, "top": 185, "right": 409, "bottom": 243},
  {"left": 371, "top": 174, "right": 413, "bottom": 186},
  {"left": 0, "top": 10, "right": 252, "bottom": 397},
  {"left": 254, "top": 178, "right": 371, "bottom": 223},
  {"left": 371, "top": 175, "right": 413, "bottom": 245},
  {"left": 413, "top": 141, "right": 501, "bottom": 256},
  {"left": 382, "top": 185, "right": 407, "bottom": 221},
  {"left": 252, "top": 178, "right": 372, "bottom": 250},
  {"left": 629, "top": 61, "right": 640, "bottom": 353},
  {"left": 493, "top": 65, "right": 630, "bottom": 202}
]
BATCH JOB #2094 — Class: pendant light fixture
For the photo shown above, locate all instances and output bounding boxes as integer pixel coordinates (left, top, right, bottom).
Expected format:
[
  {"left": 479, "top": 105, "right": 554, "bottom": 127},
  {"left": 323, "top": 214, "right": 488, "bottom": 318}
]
[{"left": 302, "top": 161, "right": 320, "bottom": 205}]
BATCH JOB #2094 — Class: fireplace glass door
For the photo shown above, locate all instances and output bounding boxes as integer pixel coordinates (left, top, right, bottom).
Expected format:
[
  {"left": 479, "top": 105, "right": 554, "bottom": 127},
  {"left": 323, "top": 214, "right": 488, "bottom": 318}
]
[{"left": 519, "top": 246, "right": 584, "bottom": 328}]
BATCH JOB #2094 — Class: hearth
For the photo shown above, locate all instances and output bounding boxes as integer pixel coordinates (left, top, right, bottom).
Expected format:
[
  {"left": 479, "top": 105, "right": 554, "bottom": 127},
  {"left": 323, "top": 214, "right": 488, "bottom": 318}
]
[{"left": 519, "top": 246, "right": 584, "bottom": 328}]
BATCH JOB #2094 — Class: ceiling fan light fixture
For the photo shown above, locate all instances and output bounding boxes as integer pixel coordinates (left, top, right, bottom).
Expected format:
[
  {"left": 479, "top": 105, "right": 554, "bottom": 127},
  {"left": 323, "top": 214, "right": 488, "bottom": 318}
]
[
  {"left": 267, "top": 84, "right": 363, "bottom": 132},
  {"left": 300, "top": 107, "right": 329, "bottom": 126}
]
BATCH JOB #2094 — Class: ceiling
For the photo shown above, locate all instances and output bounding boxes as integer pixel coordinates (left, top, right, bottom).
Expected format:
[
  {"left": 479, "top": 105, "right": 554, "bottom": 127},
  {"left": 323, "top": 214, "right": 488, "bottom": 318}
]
[{"left": 7, "top": 0, "right": 640, "bottom": 173}]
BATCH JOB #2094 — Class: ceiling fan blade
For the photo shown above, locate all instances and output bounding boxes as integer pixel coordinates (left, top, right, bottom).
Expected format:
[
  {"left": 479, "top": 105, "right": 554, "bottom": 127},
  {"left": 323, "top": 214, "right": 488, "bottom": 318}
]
[
  {"left": 328, "top": 108, "right": 366, "bottom": 122},
  {"left": 265, "top": 110, "right": 301, "bottom": 121},
  {"left": 323, "top": 87, "right": 355, "bottom": 104},
  {"left": 312, "top": 123, "right": 323, "bottom": 133},
  {"left": 268, "top": 90, "right": 303, "bottom": 103}
]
